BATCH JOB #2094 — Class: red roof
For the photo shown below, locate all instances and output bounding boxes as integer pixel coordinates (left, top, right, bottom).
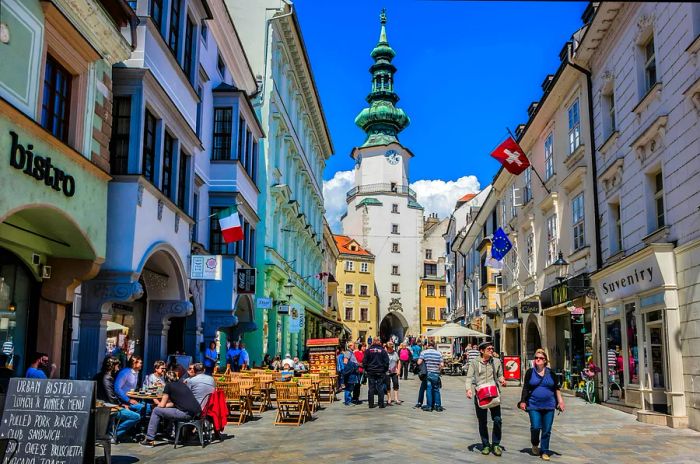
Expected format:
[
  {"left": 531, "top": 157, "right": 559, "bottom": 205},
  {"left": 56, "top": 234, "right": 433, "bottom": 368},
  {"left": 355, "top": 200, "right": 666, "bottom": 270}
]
[
  {"left": 458, "top": 193, "right": 477, "bottom": 203},
  {"left": 333, "top": 235, "right": 373, "bottom": 256}
]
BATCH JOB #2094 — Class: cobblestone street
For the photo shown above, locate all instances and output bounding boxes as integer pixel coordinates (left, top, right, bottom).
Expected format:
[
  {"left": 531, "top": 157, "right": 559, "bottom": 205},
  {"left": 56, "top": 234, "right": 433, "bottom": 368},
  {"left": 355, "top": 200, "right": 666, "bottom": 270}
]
[{"left": 115, "top": 374, "right": 700, "bottom": 463}]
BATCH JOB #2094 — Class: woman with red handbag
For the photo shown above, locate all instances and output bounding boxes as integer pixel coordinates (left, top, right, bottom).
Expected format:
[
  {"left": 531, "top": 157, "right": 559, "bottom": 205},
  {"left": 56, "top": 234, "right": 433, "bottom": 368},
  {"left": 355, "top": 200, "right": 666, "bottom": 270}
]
[
  {"left": 466, "top": 341, "right": 506, "bottom": 457},
  {"left": 517, "top": 349, "right": 565, "bottom": 461}
]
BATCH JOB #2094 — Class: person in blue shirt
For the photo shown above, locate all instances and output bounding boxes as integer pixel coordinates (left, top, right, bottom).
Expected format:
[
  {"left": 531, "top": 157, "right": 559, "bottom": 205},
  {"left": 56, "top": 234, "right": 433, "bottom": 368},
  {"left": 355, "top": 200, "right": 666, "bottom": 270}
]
[
  {"left": 238, "top": 343, "right": 250, "bottom": 370},
  {"left": 226, "top": 341, "right": 242, "bottom": 372},
  {"left": 25, "top": 352, "right": 55, "bottom": 379},
  {"left": 203, "top": 341, "right": 218, "bottom": 375},
  {"left": 114, "top": 355, "right": 147, "bottom": 414}
]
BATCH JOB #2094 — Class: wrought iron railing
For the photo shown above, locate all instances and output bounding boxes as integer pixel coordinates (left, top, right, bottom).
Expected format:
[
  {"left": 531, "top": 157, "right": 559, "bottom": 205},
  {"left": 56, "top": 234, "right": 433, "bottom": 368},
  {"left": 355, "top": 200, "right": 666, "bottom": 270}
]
[{"left": 346, "top": 183, "right": 416, "bottom": 199}]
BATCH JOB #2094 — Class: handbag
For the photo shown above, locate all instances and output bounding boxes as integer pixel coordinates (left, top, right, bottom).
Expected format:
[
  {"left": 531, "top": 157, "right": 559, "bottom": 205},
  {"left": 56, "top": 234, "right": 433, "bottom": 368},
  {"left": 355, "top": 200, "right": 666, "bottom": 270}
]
[
  {"left": 475, "top": 360, "right": 501, "bottom": 409},
  {"left": 418, "top": 361, "right": 428, "bottom": 381}
]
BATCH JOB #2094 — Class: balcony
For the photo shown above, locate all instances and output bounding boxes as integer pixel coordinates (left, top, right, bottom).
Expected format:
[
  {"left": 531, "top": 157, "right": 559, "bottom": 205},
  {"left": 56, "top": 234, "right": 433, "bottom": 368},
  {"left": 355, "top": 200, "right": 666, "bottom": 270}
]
[{"left": 346, "top": 183, "right": 417, "bottom": 201}]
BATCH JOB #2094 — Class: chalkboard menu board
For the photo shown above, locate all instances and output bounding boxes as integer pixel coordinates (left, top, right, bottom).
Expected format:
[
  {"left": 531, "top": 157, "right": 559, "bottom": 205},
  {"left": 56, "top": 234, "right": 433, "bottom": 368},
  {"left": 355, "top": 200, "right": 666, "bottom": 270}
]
[{"left": 0, "top": 378, "right": 95, "bottom": 464}]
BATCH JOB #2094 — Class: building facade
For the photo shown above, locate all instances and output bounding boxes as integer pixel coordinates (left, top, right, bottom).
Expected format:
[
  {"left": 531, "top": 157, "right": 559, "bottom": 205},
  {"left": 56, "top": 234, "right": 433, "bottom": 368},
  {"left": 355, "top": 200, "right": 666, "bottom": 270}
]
[
  {"left": 0, "top": 0, "right": 132, "bottom": 380},
  {"left": 419, "top": 277, "right": 447, "bottom": 335},
  {"left": 228, "top": 0, "right": 334, "bottom": 360},
  {"left": 341, "top": 11, "right": 423, "bottom": 341},
  {"left": 576, "top": 2, "right": 700, "bottom": 428},
  {"left": 334, "top": 235, "right": 377, "bottom": 344}
]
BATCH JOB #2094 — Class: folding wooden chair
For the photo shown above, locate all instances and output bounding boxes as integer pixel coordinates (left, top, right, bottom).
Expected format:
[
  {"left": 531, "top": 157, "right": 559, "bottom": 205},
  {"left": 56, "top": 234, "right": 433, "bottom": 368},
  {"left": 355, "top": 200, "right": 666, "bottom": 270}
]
[
  {"left": 297, "top": 377, "right": 319, "bottom": 413},
  {"left": 222, "top": 381, "right": 251, "bottom": 425},
  {"left": 317, "top": 373, "right": 336, "bottom": 404},
  {"left": 274, "top": 382, "right": 308, "bottom": 426}
]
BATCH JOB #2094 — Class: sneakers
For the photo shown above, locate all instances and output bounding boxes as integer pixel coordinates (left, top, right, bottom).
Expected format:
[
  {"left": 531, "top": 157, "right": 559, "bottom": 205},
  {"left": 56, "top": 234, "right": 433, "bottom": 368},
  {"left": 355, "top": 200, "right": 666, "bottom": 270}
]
[
  {"left": 413, "top": 403, "right": 422, "bottom": 409},
  {"left": 481, "top": 445, "right": 491, "bottom": 455},
  {"left": 532, "top": 445, "right": 540, "bottom": 456},
  {"left": 541, "top": 454, "right": 551, "bottom": 461},
  {"left": 139, "top": 439, "right": 155, "bottom": 448},
  {"left": 378, "top": 404, "right": 386, "bottom": 408},
  {"left": 368, "top": 404, "right": 376, "bottom": 409},
  {"left": 421, "top": 406, "right": 431, "bottom": 411},
  {"left": 492, "top": 445, "right": 503, "bottom": 457},
  {"left": 434, "top": 406, "right": 445, "bottom": 412}
]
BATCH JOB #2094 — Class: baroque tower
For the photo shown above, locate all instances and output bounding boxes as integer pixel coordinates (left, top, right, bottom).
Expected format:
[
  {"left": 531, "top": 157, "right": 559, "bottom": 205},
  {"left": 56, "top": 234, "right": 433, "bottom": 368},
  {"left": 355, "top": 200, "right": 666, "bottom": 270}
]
[{"left": 342, "top": 10, "right": 423, "bottom": 341}]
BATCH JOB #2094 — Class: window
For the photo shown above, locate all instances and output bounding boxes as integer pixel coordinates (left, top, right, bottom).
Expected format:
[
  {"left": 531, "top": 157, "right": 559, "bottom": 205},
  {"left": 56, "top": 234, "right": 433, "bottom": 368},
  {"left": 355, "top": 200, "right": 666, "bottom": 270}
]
[
  {"left": 150, "top": 0, "right": 163, "bottom": 31},
  {"left": 217, "top": 53, "right": 225, "bottom": 77},
  {"left": 391, "top": 203, "right": 399, "bottom": 213},
  {"left": 360, "top": 262, "right": 368, "bottom": 273},
  {"left": 427, "top": 307, "right": 436, "bottom": 320},
  {"left": 391, "top": 265, "right": 399, "bottom": 275},
  {"left": 524, "top": 167, "right": 532, "bottom": 202},
  {"left": 183, "top": 17, "right": 195, "bottom": 84},
  {"left": 195, "top": 85, "right": 203, "bottom": 138},
  {"left": 192, "top": 192, "right": 199, "bottom": 240},
  {"left": 568, "top": 98, "right": 581, "bottom": 154},
  {"left": 427, "top": 285, "right": 435, "bottom": 297},
  {"left": 440, "top": 308, "right": 447, "bottom": 320},
  {"left": 546, "top": 214, "right": 557, "bottom": 266},
  {"left": 526, "top": 232, "right": 535, "bottom": 274},
  {"left": 425, "top": 249, "right": 432, "bottom": 260},
  {"left": 511, "top": 184, "right": 518, "bottom": 218},
  {"left": 391, "top": 283, "right": 399, "bottom": 293},
  {"left": 544, "top": 133, "right": 554, "bottom": 180},
  {"left": 212, "top": 108, "right": 232, "bottom": 160},
  {"left": 209, "top": 206, "right": 227, "bottom": 255},
  {"left": 168, "top": 0, "right": 181, "bottom": 57},
  {"left": 644, "top": 36, "right": 657, "bottom": 92},
  {"left": 345, "top": 307, "right": 353, "bottom": 321},
  {"left": 41, "top": 56, "right": 72, "bottom": 142},
  {"left": 360, "top": 308, "right": 369, "bottom": 322},
  {"left": 177, "top": 152, "right": 189, "bottom": 211},
  {"left": 237, "top": 116, "right": 245, "bottom": 160},
  {"left": 610, "top": 202, "right": 622, "bottom": 253},
  {"left": 391, "top": 243, "right": 399, "bottom": 253},
  {"left": 200, "top": 21, "right": 208, "bottom": 44},
  {"left": 344, "top": 260, "right": 354, "bottom": 272},
  {"left": 572, "top": 193, "right": 586, "bottom": 250},
  {"left": 360, "top": 285, "right": 368, "bottom": 296},
  {"left": 653, "top": 171, "right": 665, "bottom": 229},
  {"left": 424, "top": 263, "right": 437, "bottom": 276},
  {"left": 110, "top": 96, "right": 131, "bottom": 174},
  {"left": 251, "top": 140, "right": 258, "bottom": 183},
  {"left": 390, "top": 182, "right": 397, "bottom": 192},
  {"left": 439, "top": 286, "right": 446, "bottom": 297},
  {"left": 603, "top": 90, "right": 616, "bottom": 138},
  {"left": 391, "top": 224, "right": 399, "bottom": 234},
  {"left": 162, "top": 133, "right": 175, "bottom": 197},
  {"left": 345, "top": 284, "right": 353, "bottom": 295},
  {"left": 142, "top": 110, "right": 157, "bottom": 183}
]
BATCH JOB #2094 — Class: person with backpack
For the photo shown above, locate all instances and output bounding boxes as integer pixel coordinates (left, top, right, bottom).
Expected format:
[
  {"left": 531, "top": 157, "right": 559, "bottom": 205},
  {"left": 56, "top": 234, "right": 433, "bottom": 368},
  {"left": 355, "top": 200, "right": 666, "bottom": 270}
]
[
  {"left": 398, "top": 343, "right": 412, "bottom": 380},
  {"left": 342, "top": 349, "right": 360, "bottom": 406},
  {"left": 517, "top": 348, "right": 565, "bottom": 461},
  {"left": 466, "top": 341, "right": 506, "bottom": 457}
]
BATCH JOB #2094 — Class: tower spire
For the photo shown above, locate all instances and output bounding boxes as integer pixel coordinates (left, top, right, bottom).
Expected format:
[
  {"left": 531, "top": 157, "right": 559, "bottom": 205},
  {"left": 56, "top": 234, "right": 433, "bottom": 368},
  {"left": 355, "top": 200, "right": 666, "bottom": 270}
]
[{"left": 354, "top": 9, "right": 410, "bottom": 147}]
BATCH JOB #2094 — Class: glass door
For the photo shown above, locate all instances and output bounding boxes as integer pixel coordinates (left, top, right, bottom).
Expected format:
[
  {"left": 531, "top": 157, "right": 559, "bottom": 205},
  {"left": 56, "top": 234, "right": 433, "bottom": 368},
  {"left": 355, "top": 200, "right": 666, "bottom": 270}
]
[{"left": 644, "top": 310, "right": 667, "bottom": 413}]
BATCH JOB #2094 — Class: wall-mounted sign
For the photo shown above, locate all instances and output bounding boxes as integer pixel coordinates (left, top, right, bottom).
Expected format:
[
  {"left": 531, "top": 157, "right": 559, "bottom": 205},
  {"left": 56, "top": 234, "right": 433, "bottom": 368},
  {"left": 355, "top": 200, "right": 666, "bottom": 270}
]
[
  {"left": 278, "top": 305, "right": 289, "bottom": 315},
  {"left": 236, "top": 268, "right": 256, "bottom": 294},
  {"left": 257, "top": 297, "right": 272, "bottom": 309},
  {"left": 568, "top": 306, "right": 585, "bottom": 315},
  {"left": 520, "top": 301, "right": 539, "bottom": 314},
  {"left": 593, "top": 252, "right": 664, "bottom": 305},
  {"left": 503, "top": 317, "right": 520, "bottom": 325},
  {"left": 8, "top": 131, "right": 76, "bottom": 197},
  {"left": 190, "top": 255, "right": 222, "bottom": 280},
  {"left": 540, "top": 274, "right": 591, "bottom": 309}
]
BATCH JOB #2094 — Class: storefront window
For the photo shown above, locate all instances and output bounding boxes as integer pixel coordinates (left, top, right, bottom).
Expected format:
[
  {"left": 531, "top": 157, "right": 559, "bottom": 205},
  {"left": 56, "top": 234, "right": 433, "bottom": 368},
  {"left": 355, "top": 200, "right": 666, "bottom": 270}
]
[
  {"left": 0, "top": 251, "right": 33, "bottom": 376},
  {"left": 605, "top": 319, "right": 624, "bottom": 386},
  {"left": 106, "top": 302, "right": 145, "bottom": 367},
  {"left": 625, "top": 303, "right": 639, "bottom": 384},
  {"left": 646, "top": 310, "right": 665, "bottom": 389}
]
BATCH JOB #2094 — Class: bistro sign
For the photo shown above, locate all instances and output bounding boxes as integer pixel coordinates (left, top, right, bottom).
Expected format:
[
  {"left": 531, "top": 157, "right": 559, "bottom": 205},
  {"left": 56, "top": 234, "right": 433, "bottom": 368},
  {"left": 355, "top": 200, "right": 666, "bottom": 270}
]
[{"left": 9, "top": 131, "right": 76, "bottom": 197}]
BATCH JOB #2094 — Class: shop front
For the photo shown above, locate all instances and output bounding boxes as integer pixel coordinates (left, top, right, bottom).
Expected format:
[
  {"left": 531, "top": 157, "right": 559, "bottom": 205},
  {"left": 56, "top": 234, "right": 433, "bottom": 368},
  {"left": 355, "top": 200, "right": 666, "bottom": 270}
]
[{"left": 591, "top": 244, "right": 686, "bottom": 427}]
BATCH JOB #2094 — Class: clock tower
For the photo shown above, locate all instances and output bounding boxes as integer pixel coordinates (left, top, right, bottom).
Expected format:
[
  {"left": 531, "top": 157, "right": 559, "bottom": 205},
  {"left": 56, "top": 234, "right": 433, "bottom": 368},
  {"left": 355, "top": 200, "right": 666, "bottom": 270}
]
[{"left": 342, "top": 10, "right": 424, "bottom": 342}]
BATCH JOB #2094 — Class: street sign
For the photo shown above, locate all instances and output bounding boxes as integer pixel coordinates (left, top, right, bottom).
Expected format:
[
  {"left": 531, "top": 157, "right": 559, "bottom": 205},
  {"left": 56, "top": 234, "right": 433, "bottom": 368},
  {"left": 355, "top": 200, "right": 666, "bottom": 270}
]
[
  {"left": 190, "top": 255, "right": 222, "bottom": 280},
  {"left": 236, "top": 268, "right": 256, "bottom": 294},
  {"left": 257, "top": 297, "right": 273, "bottom": 309}
]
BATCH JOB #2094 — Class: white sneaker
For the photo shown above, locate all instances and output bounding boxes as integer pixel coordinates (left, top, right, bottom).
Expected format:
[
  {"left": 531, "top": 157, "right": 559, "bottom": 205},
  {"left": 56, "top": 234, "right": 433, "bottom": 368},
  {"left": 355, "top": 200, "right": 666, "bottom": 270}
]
[{"left": 532, "top": 445, "right": 540, "bottom": 456}]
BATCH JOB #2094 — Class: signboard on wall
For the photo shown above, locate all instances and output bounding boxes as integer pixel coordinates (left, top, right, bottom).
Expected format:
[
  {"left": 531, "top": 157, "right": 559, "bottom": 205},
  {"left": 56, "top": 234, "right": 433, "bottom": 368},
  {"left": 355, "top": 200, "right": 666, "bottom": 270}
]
[
  {"left": 289, "top": 305, "right": 301, "bottom": 334},
  {"left": 257, "top": 297, "right": 273, "bottom": 309},
  {"left": 520, "top": 301, "right": 539, "bottom": 314},
  {"left": 236, "top": 268, "right": 256, "bottom": 294},
  {"left": 190, "top": 255, "right": 222, "bottom": 280},
  {"left": 503, "top": 356, "right": 521, "bottom": 381}
]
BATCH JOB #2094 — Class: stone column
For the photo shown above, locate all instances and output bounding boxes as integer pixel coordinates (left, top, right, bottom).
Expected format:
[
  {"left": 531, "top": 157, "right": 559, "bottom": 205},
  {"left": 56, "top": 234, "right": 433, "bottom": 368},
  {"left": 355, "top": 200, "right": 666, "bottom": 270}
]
[
  {"left": 35, "top": 299, "right": 65, "bottom": 377},
  {"left": 146, "top": 299, "right": 193, "bottom": 369}
]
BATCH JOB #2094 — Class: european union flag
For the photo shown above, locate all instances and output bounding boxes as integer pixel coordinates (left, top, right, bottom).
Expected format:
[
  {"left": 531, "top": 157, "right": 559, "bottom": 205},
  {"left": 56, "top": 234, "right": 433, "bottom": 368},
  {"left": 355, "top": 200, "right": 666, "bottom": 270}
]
[{"left": 491, "top": 227, "right": 513, "bottom": 261}]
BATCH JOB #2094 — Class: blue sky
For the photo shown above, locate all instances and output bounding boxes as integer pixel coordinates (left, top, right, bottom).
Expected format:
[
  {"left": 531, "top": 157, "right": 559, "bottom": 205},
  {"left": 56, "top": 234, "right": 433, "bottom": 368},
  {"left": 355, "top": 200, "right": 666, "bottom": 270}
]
[{"left": 294, "top": 1, "right": 588, "bottom": 228}]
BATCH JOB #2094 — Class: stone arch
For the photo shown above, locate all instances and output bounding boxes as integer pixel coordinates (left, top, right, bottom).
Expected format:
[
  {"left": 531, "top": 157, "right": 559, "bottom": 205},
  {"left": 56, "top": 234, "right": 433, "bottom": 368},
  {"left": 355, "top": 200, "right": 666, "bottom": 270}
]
[
  {"left": 380, "top": 311, "right": 409, "bottom": 343},
  {"left": 136, "top": 241, "right": 188, "bottom": 302},
  {"left": 525, "top": 315, "right": 542, "bottom": 361}
]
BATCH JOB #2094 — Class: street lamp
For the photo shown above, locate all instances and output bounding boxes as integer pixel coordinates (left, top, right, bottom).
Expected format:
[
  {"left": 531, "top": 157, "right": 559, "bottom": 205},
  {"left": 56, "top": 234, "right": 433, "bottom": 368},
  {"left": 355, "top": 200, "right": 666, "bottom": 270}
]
[
  {"left": 283, "top": 278, "right": 294, "bottom": 303},
  {"left": 553, "top": 251, "right": 569, "bottom": 283},
  {"left": 479, "top": 291, "right": 487, "bottom": 314}
]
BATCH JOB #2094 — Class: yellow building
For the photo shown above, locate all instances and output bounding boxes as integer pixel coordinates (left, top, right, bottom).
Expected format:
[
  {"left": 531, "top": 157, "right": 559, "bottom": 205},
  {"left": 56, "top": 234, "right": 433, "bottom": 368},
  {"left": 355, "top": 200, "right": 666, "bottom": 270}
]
[
  {"left": 420, "top": 277, "right": 448, "bottom": 334},
  {"left": 334, "top": 235, "right": 378, "bottom": 343}
]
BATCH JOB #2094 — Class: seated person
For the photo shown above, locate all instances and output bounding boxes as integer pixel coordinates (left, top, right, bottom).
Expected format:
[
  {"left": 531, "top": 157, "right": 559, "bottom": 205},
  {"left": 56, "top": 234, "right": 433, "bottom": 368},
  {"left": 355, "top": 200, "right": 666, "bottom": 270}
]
[
  {"left": 25, "top": 352, "right": 56, "bottom": 379},
  {"left": 140, "top": 376, "right": 202, "bottom": 447},
  {"left": 281, "top": 353, "right": 294, "bottom": 370},
  {"left": 115, "top": 355, "right": 147, "bottom": 414},
  {"left": 271, "top": 355, "right": 282, "bottom": 371},
  {"left": 94, "top": 356, "right": 140, "bottom": 440},
  {"left": 293, "top": 356, "right": 306, "bottom": 372},
  {"left": 183, "top": 363, "right": 215, "bottom": 408},
  {"left": 143, "top": 360, "right": 167, "bottom": 389}
]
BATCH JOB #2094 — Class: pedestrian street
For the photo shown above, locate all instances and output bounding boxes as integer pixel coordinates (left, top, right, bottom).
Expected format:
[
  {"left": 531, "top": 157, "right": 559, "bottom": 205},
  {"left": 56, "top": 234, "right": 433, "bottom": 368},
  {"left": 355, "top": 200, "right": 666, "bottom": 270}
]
[{"left": 115, "top": 374, "right": 700, "bottom": 464}]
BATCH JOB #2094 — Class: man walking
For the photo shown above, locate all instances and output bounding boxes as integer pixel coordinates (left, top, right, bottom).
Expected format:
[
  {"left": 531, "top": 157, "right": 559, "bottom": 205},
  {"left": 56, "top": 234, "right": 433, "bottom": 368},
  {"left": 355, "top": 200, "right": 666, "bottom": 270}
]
[
  {"left": 418, "top": 341, "right": 444, "bottom": 412},
  {"left": 467, "top": 344, "right": 480, "bottom": 363},
  {"left": 363, "top": 338, "right": 389, "bottom": 408}
]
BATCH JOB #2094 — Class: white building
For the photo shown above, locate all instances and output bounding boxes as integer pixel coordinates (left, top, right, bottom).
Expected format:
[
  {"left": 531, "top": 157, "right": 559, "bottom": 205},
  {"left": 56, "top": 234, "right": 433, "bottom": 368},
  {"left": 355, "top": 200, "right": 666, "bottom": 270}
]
[{"left": 341, "top": 11, "right": 423, "bottom": 340}]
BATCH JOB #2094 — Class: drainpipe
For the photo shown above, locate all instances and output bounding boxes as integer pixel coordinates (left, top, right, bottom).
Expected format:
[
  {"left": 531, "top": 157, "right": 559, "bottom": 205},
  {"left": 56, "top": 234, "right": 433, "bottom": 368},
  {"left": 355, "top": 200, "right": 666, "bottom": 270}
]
[
  {"left": 254, "top": 1, "right": 294, "bottom": 102},
  {"left": 565, "top": 48, "right": 603, "bottom": 271}
]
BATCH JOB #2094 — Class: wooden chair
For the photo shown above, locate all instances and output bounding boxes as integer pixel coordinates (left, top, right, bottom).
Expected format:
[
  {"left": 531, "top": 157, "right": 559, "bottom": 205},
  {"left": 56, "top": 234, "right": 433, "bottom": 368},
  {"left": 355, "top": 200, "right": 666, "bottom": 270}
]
[
  {"left": 237, "top": 378, "right": 257, "bottom": 417},
  {"left": 317, "top": 372, "right": 336, "bottom": 404},
  {"left": 255, "top": 373, "right": 274, "bottom": 412},
  {"left": 274, "top": 382, "right": 308, "bottom": 426},
  {"left": 222, "top": 381, "right": 252, "bottom": 425},
  {"left": 297, "top": 377, "right": 319, "bottom": 413}
]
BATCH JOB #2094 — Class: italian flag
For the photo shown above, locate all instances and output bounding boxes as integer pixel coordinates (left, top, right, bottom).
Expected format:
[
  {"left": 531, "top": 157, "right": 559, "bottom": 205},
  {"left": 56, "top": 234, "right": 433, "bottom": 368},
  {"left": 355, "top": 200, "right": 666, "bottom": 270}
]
[{"left": 217, "top": 205, "right": 243, "bottom": 243}]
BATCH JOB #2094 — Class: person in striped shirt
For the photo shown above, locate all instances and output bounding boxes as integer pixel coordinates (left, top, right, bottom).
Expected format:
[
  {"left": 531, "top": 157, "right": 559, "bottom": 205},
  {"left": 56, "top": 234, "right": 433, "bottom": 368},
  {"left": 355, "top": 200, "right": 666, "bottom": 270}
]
[{"left": 418, "top": 342, "right": 444, "bottom": 412}]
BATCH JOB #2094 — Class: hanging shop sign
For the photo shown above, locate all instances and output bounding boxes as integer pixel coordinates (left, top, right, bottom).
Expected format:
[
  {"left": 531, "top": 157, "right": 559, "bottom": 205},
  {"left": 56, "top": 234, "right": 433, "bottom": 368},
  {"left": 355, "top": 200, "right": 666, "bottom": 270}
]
[
  {"left": 520, "top": 301, "right": 539, "bottom": 314},
  {"left": 503, "top": 317, "right": 520, "bottom": 325},
  {"left": 236, "top": 268, "right": 256, "bottom": 294},
  {"left": 8, "top": 131, "right": 76, "bottom": 197},
  {"left": 277, "top": 305, "right": 290, "bottom": 315},
  {"left": 190, "top": 255, "right": 222, "bottom": 280},
  {"left": 289, "top": 305, "right": 301, "bottom": 334},
  {"left": 256, "top": 297, "right": 273, "bottom": 309},
  {"left": 540, "top": 274, "right": 591, "bottom": 309}
]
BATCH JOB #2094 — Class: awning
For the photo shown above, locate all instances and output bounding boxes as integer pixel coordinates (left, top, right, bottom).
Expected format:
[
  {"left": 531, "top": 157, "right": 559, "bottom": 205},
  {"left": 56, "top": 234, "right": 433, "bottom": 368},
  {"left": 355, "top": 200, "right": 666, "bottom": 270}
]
[
  {"left": 306, "top": 309, "right": 348, "bottom": 334},
  {"left": 422, "top": 323, "right": 490, "bottom": 338},
  {"left": 107, "top": 321, "right": 128, "bottom": 332}
]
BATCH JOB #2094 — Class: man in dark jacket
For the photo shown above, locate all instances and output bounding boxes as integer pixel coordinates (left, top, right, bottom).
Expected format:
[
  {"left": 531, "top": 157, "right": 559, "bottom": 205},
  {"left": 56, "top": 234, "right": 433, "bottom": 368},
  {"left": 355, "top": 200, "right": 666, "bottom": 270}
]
[
  {"left": 94, "top": 356, "right": 140, "bottom": 440},
  {"left": 363, "top": 339, "right": 389, "bottom": 408}
]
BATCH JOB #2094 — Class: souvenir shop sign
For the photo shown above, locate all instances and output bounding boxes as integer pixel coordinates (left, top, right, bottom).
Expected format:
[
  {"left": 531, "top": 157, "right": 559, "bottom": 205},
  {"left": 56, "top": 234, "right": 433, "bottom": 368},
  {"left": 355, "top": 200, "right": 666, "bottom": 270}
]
[
  {"left": 0, "top": 378, "right": 95, "bottom": 463},
  {"left": 236, "top": 268, "right": 256, "bottom": 294}
]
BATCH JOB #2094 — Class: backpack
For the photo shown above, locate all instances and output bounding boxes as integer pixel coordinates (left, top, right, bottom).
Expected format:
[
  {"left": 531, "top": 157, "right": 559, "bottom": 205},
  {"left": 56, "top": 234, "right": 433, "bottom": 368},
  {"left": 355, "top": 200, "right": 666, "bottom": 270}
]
[{"left": 399, "top": 348, "right": 410, "bottom": 362}]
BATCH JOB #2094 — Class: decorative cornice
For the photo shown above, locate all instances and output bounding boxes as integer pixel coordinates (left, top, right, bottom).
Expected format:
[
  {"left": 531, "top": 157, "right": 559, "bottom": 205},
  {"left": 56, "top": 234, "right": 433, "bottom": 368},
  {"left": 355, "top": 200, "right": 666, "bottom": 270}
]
[{"left": 630, "top": 114, "right": 668, "bottom": 164}]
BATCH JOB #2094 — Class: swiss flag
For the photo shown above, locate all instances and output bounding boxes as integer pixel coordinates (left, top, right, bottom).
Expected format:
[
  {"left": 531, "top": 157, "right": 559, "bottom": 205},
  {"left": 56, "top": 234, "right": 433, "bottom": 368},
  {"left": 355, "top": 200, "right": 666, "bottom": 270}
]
[{"left": 490, "top": 137, "right": 530, "bottom": 175}]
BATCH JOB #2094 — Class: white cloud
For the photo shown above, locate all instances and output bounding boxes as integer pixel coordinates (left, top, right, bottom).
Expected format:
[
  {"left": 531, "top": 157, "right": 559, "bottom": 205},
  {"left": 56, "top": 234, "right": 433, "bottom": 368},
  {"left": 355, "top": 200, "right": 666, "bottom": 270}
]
[
  {"left": 323, "top": 170, "right": 480, "bottom": 232},
  {"left": 410, "top": 175, "right": 481, "bottom": 219},
  {"left": 323, "top": 169, "right": 355, "bottom": 233}
]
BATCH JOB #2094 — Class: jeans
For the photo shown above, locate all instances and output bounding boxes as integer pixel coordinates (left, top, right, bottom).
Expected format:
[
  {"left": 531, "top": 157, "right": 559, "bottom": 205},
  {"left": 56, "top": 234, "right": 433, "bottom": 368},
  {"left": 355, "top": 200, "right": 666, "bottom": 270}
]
[
  {"left": 426, "top": 372, "right": 441, "bottom": 409},
  {"left": 115, "top": 407, "right": 141, "bottom": 438},
  {"left": 400, "top": 360, "right": 410, "bottom": 380},
  {"left": 146, "top": 407, "right": 192, "bottom": 440},
  {"left": 367, "top": 374, "right": 386, "bottom": 407},
  {"left": 344, "top": 383, "right": 355, "bottom": 404},
  {"left": 528, "top": 409, "right": 555, "bottom": 454},
  {"left": 474, "top": 398, "right": 502, "bottom": 446},
  {"left": 417, "top": 378, "right": 427, "bottom": 405},
  {"left": 352, "top": 380, "right": 361, "bottom": 402}
]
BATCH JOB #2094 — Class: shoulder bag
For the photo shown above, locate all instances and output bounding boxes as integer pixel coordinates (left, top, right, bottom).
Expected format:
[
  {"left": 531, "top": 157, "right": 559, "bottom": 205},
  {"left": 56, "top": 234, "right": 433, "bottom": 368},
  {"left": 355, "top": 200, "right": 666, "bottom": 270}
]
[
  {"left": 518, "top": 368, "right": 549, "bottom": 411},
  {"left": 475, "top": 360, "right": 501, "bottom": 409}
]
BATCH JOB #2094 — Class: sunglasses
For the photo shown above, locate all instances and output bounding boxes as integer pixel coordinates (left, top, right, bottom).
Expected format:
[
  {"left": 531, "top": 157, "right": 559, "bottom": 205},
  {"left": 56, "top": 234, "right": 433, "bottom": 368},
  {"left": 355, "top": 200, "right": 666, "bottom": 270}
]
[
  {"left": 534, "top": 356, "right": 546, "bottom": 360},
  {"left": 485, "top": 347, "right": 494, "bottom": 351}
]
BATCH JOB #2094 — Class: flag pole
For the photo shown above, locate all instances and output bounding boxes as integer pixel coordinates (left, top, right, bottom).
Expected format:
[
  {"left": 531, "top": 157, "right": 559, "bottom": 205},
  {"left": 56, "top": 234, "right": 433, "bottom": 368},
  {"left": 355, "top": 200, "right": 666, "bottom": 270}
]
[{"left": 506, "top": 127, "right": 551, "bottom": 195}]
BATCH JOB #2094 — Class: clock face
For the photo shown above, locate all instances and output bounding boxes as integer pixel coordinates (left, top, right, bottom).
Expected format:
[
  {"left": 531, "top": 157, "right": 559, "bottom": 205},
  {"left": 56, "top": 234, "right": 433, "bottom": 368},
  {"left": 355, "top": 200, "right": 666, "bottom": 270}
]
[{"left": 385, "top": 150, "right": 400, "bottom": 165}]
